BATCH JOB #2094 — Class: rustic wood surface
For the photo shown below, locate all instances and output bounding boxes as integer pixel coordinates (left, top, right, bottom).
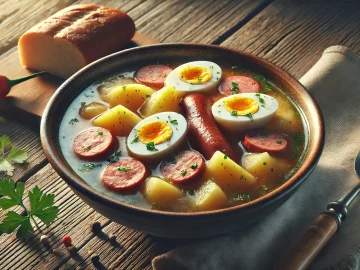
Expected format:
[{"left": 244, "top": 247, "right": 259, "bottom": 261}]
[{"left": 0, "top": 0, "right": 359, "bottom": 269}]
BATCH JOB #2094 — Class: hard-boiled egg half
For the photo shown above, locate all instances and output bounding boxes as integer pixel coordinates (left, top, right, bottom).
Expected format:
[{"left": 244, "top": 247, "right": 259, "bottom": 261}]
[
  {"left": 127, "top": 112, "right": 187, "bottom": 159},
  {"left": 212, "top": 93, "right": 278, "bottom": 131},
  {"left": 165, "top": 61, "right": 222, "bottom": 93}
]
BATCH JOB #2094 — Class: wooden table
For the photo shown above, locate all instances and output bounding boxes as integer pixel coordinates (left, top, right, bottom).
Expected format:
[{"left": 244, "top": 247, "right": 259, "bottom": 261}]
[{"left": 0, "top": 0, "right": 359, "bottom": 269}]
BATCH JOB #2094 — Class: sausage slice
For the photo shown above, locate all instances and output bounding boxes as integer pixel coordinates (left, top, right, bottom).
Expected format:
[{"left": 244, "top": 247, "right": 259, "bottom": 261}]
[
  {"left": 135, "top": 64, "right": 173, "bottom": 88},
  {"left": 243, "top": 131, "right": 288, "bottom": 153},
  {"left": 102, "top": 158, "right": 147, "bottom": 191},
  {"left": 73, "top": 128, "right": 116, "bottom": 160},
  {"left": 160, "top": 150, "right": 205, "bottom": 183},
  {"left": 219, "top": 76, "right": 260, "bottom": 95}
]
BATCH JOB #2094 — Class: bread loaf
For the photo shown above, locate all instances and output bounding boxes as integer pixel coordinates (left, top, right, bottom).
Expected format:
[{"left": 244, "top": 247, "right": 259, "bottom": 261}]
[{"left": 18, "top": 4, "right": 135, "bottom": 78}]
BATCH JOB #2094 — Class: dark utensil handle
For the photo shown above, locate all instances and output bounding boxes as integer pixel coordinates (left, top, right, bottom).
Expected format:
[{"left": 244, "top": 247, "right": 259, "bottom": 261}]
[{"left": 276, "top": 212, "right": 339, "bottom": 270}]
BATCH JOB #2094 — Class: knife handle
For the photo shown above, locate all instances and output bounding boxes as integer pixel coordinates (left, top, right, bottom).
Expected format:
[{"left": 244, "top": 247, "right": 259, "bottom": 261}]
[{"left": 276, "top": 212, "right": 339, "bottom": 270}]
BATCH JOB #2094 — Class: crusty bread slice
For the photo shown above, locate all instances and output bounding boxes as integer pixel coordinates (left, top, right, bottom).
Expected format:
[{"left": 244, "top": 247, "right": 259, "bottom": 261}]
[{"left": 18, "top": 4, "right": 135, "bottom": 79}]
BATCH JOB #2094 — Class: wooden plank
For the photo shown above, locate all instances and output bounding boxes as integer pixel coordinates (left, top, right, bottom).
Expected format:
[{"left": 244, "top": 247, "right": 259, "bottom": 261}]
[{"left": 221, "top": 0, "right": 360, "bottom": 79}]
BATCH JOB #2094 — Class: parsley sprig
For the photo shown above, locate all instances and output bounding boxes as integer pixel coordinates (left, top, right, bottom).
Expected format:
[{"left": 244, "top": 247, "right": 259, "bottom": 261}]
[
  {"left": 0, "top": 179, "right": 58, "bottom": 239},
  {"left": 0, "top": 135, "right": 28, "bottom": 176}
]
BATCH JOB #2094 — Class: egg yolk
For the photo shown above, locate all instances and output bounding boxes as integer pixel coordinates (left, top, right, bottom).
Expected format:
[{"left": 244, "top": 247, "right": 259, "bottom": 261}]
[
  {"left": 224, "top": 96, "right": 259, "bottom": 115},
  {"left": 137, "top": 121, "right": 173, "bottom": 145},
  {"left": 178, "top": 66, "right": 212, "bottom": 84}
]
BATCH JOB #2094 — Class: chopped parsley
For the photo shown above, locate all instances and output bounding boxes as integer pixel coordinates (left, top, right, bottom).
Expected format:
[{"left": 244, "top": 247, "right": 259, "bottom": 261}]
[
  {"left": 232, "top": 65, "right": 239, "bottom": 70},
  {"left": 276, "top": 140, "right": 282, "bottom": 144},
  {"left": 231, "top": 110, "right": 238, "bottom": 116},
  {"left": 231, "top": 81, "right": 239, "bottom": 94},
  {"left": 80, "top": 102, "right": 86, "bottom": 106},
  {"left": 69, "top": 118, "right": 79, "bottom": 125},
  {"left": 294, "top": 111, "right": 301, "bottom": 117},
  {"left": 117, "top": 166, "right": 131, "bottom": 172},
  {"left": 254, "top": 75, "right": 266, "bottom": 83},
  {"left": 197, "top": 77, "right": 202, "bottom": 83},
  {"left": 122, "top": 86, "right": 126, "bottom": 90},
  {"left": 146, "top": 142, "right": 158, "bottom": 151},
  {"left": 146, "top": 94, "right": 151, "bottom": 98},
  {"left": 263, "top": 162, "right": 267, "bottom": 165},
  {"left": 107, "top": 151, "right": 122, "bottom": 163},
  {"left": 131, "top": 135, "right": 139, "bottom": 144},
  {"left": 163, "top": 73, "right": 167, "bottom": 78},
  {"left": 187, "top": 190, "right": 195, "bottom": 196},
  {"left": 224, "top": 155, "right": 228, "bottom": 159},
  {"left": 79, "top": 163, "right": 102, "bottom": 172},
  {"left": 181, "top": 170, "right": 187, "bottom": 177},
  {"left": 170, "top": 119, "right": 178, "bottom": 125},
  {"left": 233, "top": 193, "right": 251, "bottom": 202},
  {"left": 190, "top": 163, "right": 198, "bottom": 170},
  {"left": 255, "top": 93, "right": 265, "bottom": 103},
  {"left": 246, "top": 113, "right": 253, "bottom": 120},
  {"left": 293, "top": 134, "right": 303, "bottom": 143},
  {"left": 98, "top": 131, "right": 103, "bottom": 136}
]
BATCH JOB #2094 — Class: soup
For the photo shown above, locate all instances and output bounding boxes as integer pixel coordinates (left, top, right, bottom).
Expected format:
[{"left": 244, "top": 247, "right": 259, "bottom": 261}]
[{"left": 59, "top": 61, "right": 307, "bottom": 212}]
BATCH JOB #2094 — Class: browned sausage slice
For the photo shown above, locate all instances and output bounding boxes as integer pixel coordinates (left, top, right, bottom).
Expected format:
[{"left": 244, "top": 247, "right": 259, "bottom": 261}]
[
  {"left": 219, "top": 76, "right": 260, "bottom": 95},
  {"left": 182, "top": 93, "right": 237, "bottom": 161},
  {"left": 73, "top": 128, "right": 116, "bottom": 160},
  {"left": 135, "top": 64, "right": 173, "bottom": 88},
  {"left": 102, "top": 158, "right": 147, "bottom": 191},
  {"left": 160, "top": 150, "right": 205, "bottom": 183},
  {"left": 243, "top": 131, "right": 288, "bottom": 153}
]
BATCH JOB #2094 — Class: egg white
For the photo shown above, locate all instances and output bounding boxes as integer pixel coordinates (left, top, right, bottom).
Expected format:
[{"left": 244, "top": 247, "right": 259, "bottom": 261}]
[
  {"left": 212, "top": 93, "right": 279, "bottom": 132},
  {"left": 165, "top": 61, "right": 222, "bottom": 93},
  {"left": 127, "top": 112, "right": 187, "bottom": 159}
]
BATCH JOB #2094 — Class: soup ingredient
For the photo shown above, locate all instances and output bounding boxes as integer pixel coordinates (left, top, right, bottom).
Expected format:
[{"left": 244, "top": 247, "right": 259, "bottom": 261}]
[
  {"left": 160, "top": 150, "right": 205, "bottom": 183},
  {"left": 62, "top": 235, "right": 72, "bottom": 247},
  {"left": 193, "top": 180, "right": 228, "bottom": 211},
  {"left": 205, "top": 151, "right": 256, "bottom": 193},
  {"left": 78, "top": 163, "right": 103, "bottom": 172},
  {"left": 18, "top": 4, "right": 135, "bottom": 78},
  {"left": 243, "top": 131, "right": 288, "bottom": 153},
  {"left": 139, "top": 85, "right": 182, "bottom": 117},
  {"left": 73, "top": 128, "right": 116, "bottom": 160},
  {"left": 212, "top": 93, "right": 278, "bottom": 132},
  {"left": 0, "top": 135, "right": 28, "bottom": 176},
  {"left": 92, "top": 104, "right": 141, "bottom": 136},
  {"left": 79, "top": 102, "right": 108, "bottom": 120},
  {"left": 127, "top": 112, "right": 187, "bottom": 159},
  {"left": 144, "top": 177, "right": 185, "bottom": 207},
  {"left": 182, "top": 93, "right": 236, "bottom": 161},
  {"left": 0, "top": 71, "right": 45, "bottom": 101},
  {"left": 106, "top": 84, "right": 155, "bottom": 112},
  {"left": 219, "top": 76, "right": 260, "bottom": 95},
  {"left": 97, "top": 75, "right": 135, "bottom": 102},
  {"left": 243, "top": 152, "right": 291, "bottom": 185},
  {"left": 135, "top": 64, "right": 173, "bottom": 88},
  {"left": 165, "top": 61, "right": 222, "bottom": 93},
  {"left": 0, "top": 179, "right": 59, "bottom": 239},
  {"left": 101, "top": 158, "right": 147, "bottom": 191}
]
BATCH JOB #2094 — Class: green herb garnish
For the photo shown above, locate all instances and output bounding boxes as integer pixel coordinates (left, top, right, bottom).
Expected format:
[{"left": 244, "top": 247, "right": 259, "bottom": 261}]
[
  {"left": 294, "top": 111, "right": 301, "bottom": 117},
  {"left": 80, "top": 102, "right": 86, "bottom": 106},
  {"left": 181, "top": 170, "right": 187, "bottom": 177},
  {"left": 107, "top": 151, "right": 122, "bottom": 163},
  {"left": 232, "top": 65, "right": 239, "bottom": 70},
  {"left": 233, "top": 193, "right": 251, "bottom": 202},
  {"left": 231, "top": 81, "right": 239, "bottom": 94},
  {"left": 146, "top": 94, "right": 151, "bottom": 98},
  {"left": 224, "top": 155, "right": 228, "bottom": 159},
  {"left": 246, "top": 113, "right": 253, "bottom": 120},
  {"left": 231, "top": 110, "right": 238, "bottom": 116},
  {"left": 122, "top": 86, "right": 126, "bottom": 90},
  {"left": 98, "top": 131, "right": 103, "bottom": 136},
  {"left": 187, "top": 190, "right": 195, "bottom": 196},
  {"left": 69, "top": 118, "right": 79, "bottom": 125},
  {"left": 0, "top": 179, "right": 59, "bottom": 239},
  {"left": 170, "top": 119, "right": 178, "bottom": 125},
  {"left": 276, "top": 140, "right": 282, "bottom": 144},
  {"left": 0, "top": 135, "right": 28, "bottom": 176},
  {"left": 146, "top": 142, "right": 158, "bottom": 151},
  {"left": 190, "top": 163, "right": 198, "bottom": 170},
  {"left": 131, "top": 135, "right": 139, "bottom": 144},
  {"left": 78, "top": 163, "right": 102, "bottom": 172},
  {"left": 117, "top": 166, "right": 131, "bottom": 172}
]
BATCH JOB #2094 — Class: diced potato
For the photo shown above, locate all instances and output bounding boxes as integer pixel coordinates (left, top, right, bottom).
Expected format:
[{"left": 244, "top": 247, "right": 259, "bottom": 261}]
[
  {"left": 107, "top": 84, "right": 155, "bottom": 113},
  {"left": 243, "top": 152, "right": 292, "bottom": 187},
  {"left": 139, "top": 85, "right": 182, "bottom": 117},
  {"left": 144, "top": 177, "right": 185, "bottom": 207},
  {"left": 79, "top": 102, "right": 108, "bottom": 120},
  {"left": 264, "top": 95, "right": 303, "bottom": 135},
  {"left": 92, "top": 105, "right": 141, "bottom": 136},
  {"left": 194, "top": 180, "right": 228, "bottom": 211},
  {"left": 205, "top": 151, "right": 256, "bottom": 193},
  {"left": 97, "top": 75, "right": 135, "bottom": 102}
]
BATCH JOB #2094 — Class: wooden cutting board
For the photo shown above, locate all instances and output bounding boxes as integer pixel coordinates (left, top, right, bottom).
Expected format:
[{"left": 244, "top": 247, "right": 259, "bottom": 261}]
[{"left": 0, "top": 32, "right": 159, "bottom": 119}]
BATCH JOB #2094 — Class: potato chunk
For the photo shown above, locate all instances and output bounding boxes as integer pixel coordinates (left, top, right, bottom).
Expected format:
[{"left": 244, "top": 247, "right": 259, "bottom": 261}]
[
  {"left": 243, "top": 152, "right": 291, "bottom": 187},
  {"left": 139, "top": 85, "right": 182, "bottom": 117},
  {"left": 79, "top": 102, "right": 108, "bottom": 120},
  {"left": 205, "top": 151, "right": 256, "bottom": 193},
  {"left": 92, "top": 105, "right": 141, "bottom": 136},
  {"left": 107, "top": 84, "right": 155, "bottom": 113},
  {"left": 144, "top": 177, "right": 184, "bottom": 207},
  {"left": 264, "top": 95, "right": 303, "bottom": 135},
  {"left": 194, "top": 181, "right": 228, "bottom": 211}
]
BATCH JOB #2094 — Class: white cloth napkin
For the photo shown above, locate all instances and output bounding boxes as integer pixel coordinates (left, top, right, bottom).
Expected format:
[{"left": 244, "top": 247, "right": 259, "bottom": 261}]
[{"left": 152, "top": 46, "right": 360, "bottom": 270}]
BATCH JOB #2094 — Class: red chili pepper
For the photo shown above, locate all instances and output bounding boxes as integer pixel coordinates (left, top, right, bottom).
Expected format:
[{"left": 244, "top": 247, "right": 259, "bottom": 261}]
[
  {"left": 0, "top": 71, "right": 45, "bottom": 100},
  {"left": 62, "top": 235, "right": 72, "bottom": 247}
]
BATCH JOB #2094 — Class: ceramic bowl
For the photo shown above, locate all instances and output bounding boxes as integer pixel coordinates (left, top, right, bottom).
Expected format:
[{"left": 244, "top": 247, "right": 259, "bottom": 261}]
[{"left": 40, "top": 44, "right": 324, "bottom": 238}]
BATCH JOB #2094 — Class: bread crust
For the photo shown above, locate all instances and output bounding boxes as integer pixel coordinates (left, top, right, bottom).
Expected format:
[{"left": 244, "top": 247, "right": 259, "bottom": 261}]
[{"left": 20, "top": 4, "right": 135, "bottom": 64}]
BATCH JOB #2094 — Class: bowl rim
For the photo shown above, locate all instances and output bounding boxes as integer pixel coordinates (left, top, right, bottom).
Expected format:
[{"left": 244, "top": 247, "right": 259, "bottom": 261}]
[{"left": 40, "top": 43, "right": 325, "bottom": 219}]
